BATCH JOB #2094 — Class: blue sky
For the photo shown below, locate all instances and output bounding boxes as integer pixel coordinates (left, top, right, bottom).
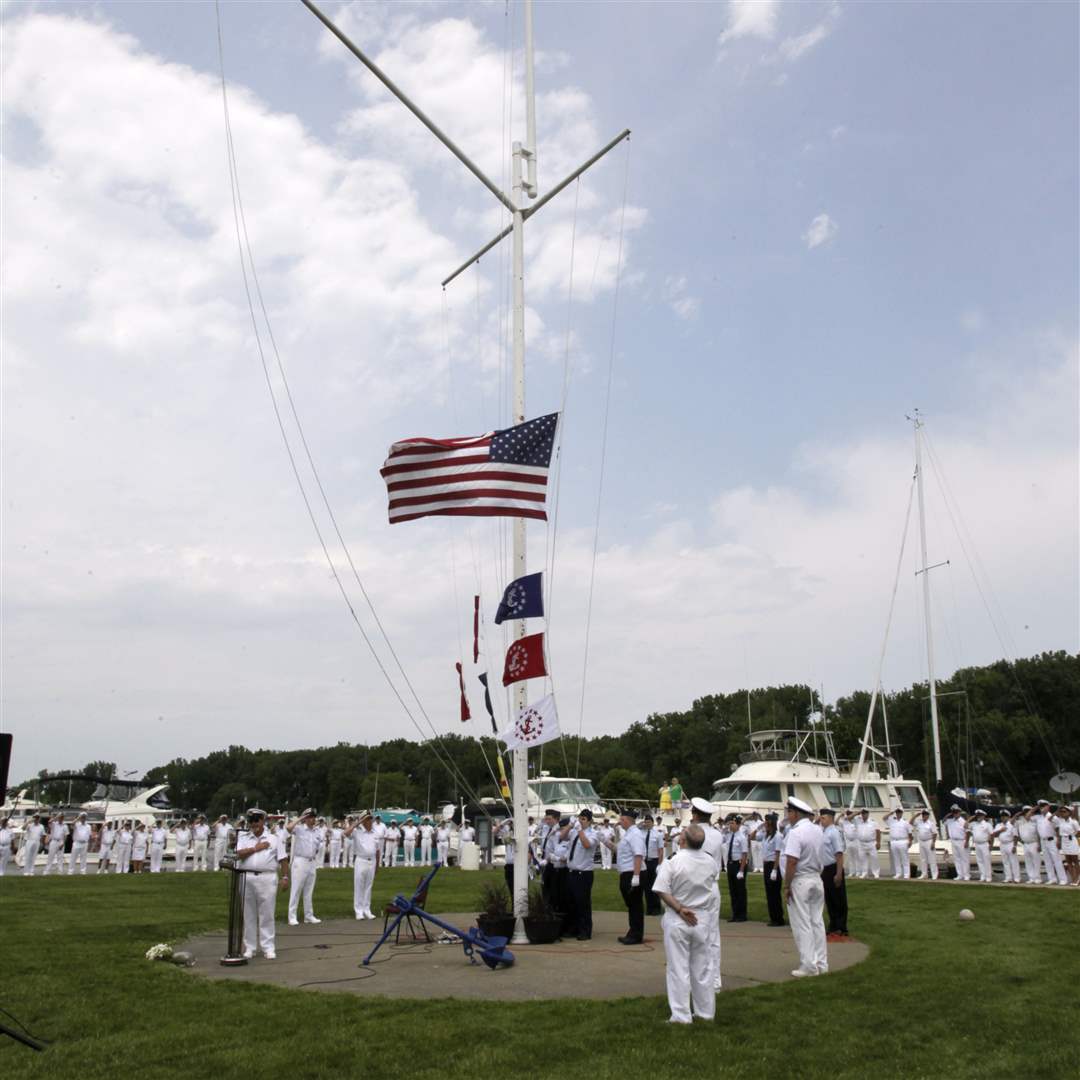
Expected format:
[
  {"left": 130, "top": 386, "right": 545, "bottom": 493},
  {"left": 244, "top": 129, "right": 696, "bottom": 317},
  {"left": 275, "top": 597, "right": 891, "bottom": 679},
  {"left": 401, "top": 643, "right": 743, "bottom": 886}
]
[{"left": 3, "top": 1, "right": 1077, "bottom": 785}]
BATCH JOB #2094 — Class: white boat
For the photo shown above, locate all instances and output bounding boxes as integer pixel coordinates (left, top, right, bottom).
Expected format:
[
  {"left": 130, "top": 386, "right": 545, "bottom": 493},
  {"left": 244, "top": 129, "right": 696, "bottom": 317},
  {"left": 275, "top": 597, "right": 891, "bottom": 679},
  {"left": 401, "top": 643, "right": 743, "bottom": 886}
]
[{"left": 527, "top": 772, "right": 606, "bottom": 820}]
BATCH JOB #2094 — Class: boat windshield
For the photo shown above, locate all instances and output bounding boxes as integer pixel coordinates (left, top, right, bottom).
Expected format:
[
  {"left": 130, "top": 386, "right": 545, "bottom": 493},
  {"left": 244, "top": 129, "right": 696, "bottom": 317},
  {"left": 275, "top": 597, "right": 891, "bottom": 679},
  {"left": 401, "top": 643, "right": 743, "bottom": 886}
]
[
  {"left": 821, "top": 784, "right": 885, "bottom": 809},
  {"left": 711, "top": 782, "right": 782, "bottom": 802},
  {"left": 894, "top": 785, "right": 926, "bottom": 808},
  {"left": 534, "top": 780, "right": 599, "bottom": 803}
]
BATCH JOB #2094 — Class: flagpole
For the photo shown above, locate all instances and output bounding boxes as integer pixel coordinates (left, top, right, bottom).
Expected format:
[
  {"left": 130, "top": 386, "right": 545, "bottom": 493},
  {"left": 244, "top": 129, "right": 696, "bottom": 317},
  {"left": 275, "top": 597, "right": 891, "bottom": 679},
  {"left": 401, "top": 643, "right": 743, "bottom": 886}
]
[{"left": 509, "top": 0, "right": 536, "bottom": 944}]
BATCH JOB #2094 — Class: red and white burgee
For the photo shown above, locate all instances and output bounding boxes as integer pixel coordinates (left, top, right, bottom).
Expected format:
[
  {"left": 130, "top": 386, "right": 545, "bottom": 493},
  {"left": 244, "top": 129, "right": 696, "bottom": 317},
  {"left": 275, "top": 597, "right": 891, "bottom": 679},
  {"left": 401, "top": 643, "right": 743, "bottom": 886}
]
[
  {"left": 501, "top": 632, "right": 548, "bottom": 687},
  {"left": 501, "top": 694, "right": 560, "bottom": 750}
]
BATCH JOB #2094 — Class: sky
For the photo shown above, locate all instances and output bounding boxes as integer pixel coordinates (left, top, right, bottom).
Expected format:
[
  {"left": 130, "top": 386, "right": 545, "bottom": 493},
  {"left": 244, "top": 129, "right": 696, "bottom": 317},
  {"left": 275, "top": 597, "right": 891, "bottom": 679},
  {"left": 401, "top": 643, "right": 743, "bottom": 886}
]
[{"left": 2, "top": 0, "right": 1077, "bottom": 787}]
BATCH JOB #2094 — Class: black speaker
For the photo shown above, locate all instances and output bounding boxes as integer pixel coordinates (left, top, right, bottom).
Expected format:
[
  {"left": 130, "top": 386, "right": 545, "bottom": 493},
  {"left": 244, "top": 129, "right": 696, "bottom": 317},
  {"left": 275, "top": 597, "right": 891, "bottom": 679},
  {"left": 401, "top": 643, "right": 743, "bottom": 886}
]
[{"left": 0, "top": 733, "right": 12, "bottom": 797}]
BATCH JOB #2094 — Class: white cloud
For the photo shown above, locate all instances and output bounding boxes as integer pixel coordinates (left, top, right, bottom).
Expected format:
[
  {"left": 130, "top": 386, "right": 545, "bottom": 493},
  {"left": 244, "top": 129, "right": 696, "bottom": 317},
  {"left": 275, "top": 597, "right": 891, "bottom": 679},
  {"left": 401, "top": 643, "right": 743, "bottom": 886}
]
[
  {"left": 780, "top": 23, "right": 830, "bottom": 62},
  {"left": 803, "top": 212, "right": 838, "bottom": 249},
  {"left": 663, "top": 275, "right": 700, "bottom": 321},
  {"left": 718, "top": 0, "right": 779, "bottom": 48}
]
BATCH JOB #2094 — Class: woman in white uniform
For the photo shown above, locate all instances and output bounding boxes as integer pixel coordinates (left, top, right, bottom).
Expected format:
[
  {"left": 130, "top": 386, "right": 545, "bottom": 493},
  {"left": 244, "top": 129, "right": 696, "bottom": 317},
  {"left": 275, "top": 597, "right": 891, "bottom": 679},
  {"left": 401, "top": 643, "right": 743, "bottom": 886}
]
[
  {"left": 1055, "top": 806, "right": 1079, "bottom": 886},
  {"left": 131, "top": 823, "right": 149, "bottom": 873}
]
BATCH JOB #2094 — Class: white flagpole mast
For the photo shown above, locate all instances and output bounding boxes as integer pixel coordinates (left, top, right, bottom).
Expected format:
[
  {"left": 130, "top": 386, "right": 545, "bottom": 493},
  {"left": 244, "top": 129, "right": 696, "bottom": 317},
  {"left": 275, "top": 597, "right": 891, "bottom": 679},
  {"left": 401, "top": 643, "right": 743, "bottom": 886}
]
[{"left": 303, "top": 0, "right": 628, "bottom": 944}]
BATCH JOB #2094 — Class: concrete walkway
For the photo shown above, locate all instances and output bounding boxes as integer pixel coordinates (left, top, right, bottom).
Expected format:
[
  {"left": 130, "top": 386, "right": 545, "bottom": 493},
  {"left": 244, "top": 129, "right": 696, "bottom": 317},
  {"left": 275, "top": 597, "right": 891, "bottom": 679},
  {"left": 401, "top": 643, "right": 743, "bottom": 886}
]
[{"left": 180, "top": 911, "right": 867, "bottom": 1000}]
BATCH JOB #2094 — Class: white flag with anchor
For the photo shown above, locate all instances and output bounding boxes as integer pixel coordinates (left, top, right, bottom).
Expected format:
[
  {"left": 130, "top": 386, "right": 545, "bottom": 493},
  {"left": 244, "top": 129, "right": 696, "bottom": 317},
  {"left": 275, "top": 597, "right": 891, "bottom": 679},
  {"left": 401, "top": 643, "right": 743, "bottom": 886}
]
[{"left": 501, "top": 693, "right": 560, "bottom": 750}]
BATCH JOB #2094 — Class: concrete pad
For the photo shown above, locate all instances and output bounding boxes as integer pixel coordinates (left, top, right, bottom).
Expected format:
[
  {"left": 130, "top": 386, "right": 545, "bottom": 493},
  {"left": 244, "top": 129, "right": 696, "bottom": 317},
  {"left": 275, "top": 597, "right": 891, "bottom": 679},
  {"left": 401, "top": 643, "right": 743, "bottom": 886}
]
[{"left": 180, "top": 912, "right": 867, "bottom": 1000}]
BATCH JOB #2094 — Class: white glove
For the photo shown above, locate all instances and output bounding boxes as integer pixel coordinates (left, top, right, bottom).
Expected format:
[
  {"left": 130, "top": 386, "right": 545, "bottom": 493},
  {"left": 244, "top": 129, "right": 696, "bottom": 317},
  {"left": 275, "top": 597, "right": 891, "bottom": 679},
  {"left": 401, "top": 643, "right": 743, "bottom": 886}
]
[
  {"left": 631, "top": 874, "right": 640, "bottom": 887},
  {"left": 736, "top": 871, "right": 744, "bottom": 880},
  {"left": 770, "top": 869, "right": 778, "bottom": 882}
]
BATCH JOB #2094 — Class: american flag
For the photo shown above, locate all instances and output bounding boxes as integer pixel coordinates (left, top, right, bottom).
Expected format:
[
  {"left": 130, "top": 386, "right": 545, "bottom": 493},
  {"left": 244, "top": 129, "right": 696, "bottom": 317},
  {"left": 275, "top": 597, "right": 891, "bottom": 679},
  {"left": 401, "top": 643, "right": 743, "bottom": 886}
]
[{"left": 380, "top": 413, "right": 559, "bottom": 524}]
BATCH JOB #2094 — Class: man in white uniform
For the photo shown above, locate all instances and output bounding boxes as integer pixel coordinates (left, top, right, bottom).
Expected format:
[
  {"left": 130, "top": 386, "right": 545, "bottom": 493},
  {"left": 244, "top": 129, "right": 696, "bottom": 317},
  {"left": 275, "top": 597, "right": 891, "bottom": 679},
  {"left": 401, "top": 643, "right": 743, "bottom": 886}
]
[
  {"left": 458, "top": 821, "right": 476, "bottom": 866},
  {"left": 435, "top": 822, "right": 450, "bottom": 866},
  {"left": 98, "top": 822, "right": 115, "bottom": 874},
  {"left": 235, "top": 809, "right": 288, "bottom": 959},
  {"left": 192, "top": 817, "right": 211, "bottom": 871},
  {"left": 345, "top": 811, "right": 381, "bottom": 918},
  {"left": 419, "top": 819, "right": 435, "bottom": 866},
  {"left": 44, "top": 814, "right": 68, "bottom": 875},
  {"left": 688, "top": 796, "right": 725, "bottom": 989},
  {"left": 992, "top": 812, "right": 1019, "bottom": 884},
  {"left": 1015, "top": 806, "right": 1041, "bottom": 883},
  {"left": 885, "top": 807, "right": 913, "bottom": 879},
  {"left": 384, "top": 824, "right": 400, "bottom": 866},
  {"left": 1036, "top": 801, "right": 1067, "bottom": 884},
  {"left": 912, "top": 810, "right": 939, "bottom": 880},
  {"left": 173, "top": 820, "right": 192, "bottom": 872},
  {"left": 328, "top": 822, "right": 344, "bottom": 869},
  {"left": 651, "top": 824, "right": 720, "bottom": 1024},
  {"left": 841, "top": 811, "right": 862, "bottom": 878},
  {"left": 286, "top": 809, "right": 323, "bottom": 925},
  {"left": 0, "top": 817, "right": 13, "bottom": 876},
  {"left": 149, "top": 823, "right": 168, "bottom": 873},
  {"left": 69, "top": 813, "right": 92, "bottom": 874},
  {"left": 115, "top": 822, "right": 133, "bottom": 874},
  {"left": 22, "top": 815, "right": 45, "bottom": 875},
  {"left": 855, "top": 809, "right": 880, "bottom": 879},
  {"left": 598, "top": 820, "right": 615, "bottom": 870},
  {"left": 966, "top": 809, "right": 994, "bottom": 882},
  {"left": 945, "top": 806, "right": 970, "bottom": 881},
  {"left": 211, "top": 816, "right": 231, "bottom": 871},
  {"left": 399, "top": 819, "right": 416, "bottom": 867},
  {"left": 783, "top": 797, "right": 827, "bottom": 978}
]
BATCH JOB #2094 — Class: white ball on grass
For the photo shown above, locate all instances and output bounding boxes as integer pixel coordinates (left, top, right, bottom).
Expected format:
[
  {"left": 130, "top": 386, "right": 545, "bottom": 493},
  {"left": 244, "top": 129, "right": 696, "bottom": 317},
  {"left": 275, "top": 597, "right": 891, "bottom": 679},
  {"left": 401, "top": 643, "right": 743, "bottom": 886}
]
[{"left": 958, "top": 908, "right": 975, "bottom": 921}]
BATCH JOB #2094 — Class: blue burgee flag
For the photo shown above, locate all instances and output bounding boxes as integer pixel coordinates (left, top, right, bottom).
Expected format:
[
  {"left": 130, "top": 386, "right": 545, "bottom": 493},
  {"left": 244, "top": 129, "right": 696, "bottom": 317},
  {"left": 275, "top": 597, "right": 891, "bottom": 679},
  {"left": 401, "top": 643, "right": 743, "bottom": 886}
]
[{"left": 494, "top": 571, "right": 544, "bottom": 625}]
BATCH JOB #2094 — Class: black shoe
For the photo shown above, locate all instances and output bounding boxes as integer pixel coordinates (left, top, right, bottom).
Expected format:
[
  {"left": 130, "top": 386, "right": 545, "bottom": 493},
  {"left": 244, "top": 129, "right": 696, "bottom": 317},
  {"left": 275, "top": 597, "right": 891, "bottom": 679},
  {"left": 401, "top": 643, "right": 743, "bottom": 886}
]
[
  {"left": 727, "top": 917, "right": 747, "bottom": 923},
  {"left": 576, "top": 934, "right": 590, "bottom": 941},
  {"left": 617, "top": 935, "right": 642, "bottom": 945},
  {"left": 767, "top": 920, "right": 786, "bottom": 927}
]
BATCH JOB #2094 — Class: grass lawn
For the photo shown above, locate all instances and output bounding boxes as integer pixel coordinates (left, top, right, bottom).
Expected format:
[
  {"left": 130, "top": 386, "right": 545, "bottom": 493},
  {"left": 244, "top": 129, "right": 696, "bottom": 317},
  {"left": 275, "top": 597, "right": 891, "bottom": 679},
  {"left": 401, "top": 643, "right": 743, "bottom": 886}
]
[{"left": 1, "top": 868, "right": 1077, "bottom": 1080}]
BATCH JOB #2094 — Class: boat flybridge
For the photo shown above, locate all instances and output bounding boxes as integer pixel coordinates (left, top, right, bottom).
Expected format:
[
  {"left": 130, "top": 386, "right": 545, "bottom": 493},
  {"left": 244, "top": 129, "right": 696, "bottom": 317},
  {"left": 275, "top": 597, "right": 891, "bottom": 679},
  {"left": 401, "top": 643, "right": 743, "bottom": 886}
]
[
  {"left": 526, "top": 772, "right": 606, "bottom": 820},
  {"left": 705, "top": 727, "right": 933, "bottom": 824}
]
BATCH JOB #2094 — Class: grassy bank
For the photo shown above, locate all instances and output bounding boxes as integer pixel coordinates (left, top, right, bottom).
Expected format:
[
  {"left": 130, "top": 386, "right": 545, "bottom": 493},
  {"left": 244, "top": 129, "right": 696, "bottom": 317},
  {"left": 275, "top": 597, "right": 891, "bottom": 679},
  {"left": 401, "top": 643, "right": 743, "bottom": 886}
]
[{"left": 1, "top": 868, "right": 1076, "bottom": 1080}]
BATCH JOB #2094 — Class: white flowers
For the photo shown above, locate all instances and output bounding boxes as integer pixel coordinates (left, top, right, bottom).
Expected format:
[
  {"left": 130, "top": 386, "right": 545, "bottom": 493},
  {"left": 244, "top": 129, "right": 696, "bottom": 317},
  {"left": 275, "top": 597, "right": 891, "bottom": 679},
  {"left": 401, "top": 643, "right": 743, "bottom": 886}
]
[{"left": 145, "top": 943, "right": 174, "bottom": 961}]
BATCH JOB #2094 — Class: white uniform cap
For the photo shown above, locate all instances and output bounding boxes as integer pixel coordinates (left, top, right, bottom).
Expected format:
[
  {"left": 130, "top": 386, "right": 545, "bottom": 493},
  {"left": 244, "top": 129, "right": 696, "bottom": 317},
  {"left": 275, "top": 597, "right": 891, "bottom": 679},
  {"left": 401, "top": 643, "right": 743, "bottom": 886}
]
[
  {"left": 787, "top": 797, "right": 814, "bottom": 814},
  {"left": 690, "top": 797, "right": 715, "bottom": 815}
]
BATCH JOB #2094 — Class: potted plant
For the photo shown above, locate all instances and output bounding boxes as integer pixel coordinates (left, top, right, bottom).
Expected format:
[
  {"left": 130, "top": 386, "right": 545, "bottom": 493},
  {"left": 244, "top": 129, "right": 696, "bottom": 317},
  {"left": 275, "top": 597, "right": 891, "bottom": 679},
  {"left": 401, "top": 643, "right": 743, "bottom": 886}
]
[
  {"left": 476, "top": 880, "right": 515, "bottom": 941},
  {"left": 523, "top": 882, "right": 562, "bottom": 945}
]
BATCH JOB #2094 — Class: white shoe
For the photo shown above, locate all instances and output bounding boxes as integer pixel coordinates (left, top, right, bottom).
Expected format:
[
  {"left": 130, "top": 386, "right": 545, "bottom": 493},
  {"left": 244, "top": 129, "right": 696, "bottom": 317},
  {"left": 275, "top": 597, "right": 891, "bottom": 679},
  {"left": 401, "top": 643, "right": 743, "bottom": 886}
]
[
  {"left": 713, "top": 979, "right": 723, "bottom": 991},
  {"left": 304, "top": 916, "right": 321, "bottom": 924},
  {"left": 288, "top": 919, "right": 299, "bottom": 926},
  {"left": 790, "top": 968, "right": 816, "bottom": 978},
  {"left": 242, "top": 949, "right": 255, "bottom": 959},
  {"left": 263, "top": 951, "right": 276, "bottom": 960}
]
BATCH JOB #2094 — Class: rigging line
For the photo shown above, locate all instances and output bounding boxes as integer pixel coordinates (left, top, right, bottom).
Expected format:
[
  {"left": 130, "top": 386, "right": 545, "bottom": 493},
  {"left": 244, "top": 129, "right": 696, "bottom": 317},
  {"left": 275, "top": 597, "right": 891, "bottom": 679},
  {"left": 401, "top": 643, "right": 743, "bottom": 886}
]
[
  {"left": 921, "top": 431, "right": 1060, "bottom": 766},
  {"left": 214, "top": 4, "right": 488, "bottom": 813},
  {"left": 545, "top": 177, "right": 582, "bottom": 631},
  {"left": 575, "top": 140, "right": 632, "bottom": 777}
]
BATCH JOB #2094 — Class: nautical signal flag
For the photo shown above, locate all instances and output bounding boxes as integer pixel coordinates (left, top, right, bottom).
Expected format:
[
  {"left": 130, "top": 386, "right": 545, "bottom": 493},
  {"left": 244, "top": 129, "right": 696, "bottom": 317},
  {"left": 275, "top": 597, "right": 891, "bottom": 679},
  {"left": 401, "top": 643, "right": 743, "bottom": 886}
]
[
  {"left": 502, "top": 632, "right": 548, "bottom": 686},
  {"left": 494, "top": 571, "right": 544, "bottom": 625},
  {"left": 501, "top": 693, "right": 560, "bottom": 750},
  {"left": 455, "top": 662, "right": 471, "bottom": 723},
  {"left": 380, "top": 413, "right": 559, "bottom": 524}
]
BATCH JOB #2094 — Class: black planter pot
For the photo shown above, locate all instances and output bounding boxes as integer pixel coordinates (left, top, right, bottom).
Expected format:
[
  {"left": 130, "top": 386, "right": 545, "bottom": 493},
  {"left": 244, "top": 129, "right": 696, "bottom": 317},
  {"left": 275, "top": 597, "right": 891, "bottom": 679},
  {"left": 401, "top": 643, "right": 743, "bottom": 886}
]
[
  {"left": 523, "top": 915, "right": 562, "bottom": 945},
  {"left": 477, "top": 914, "right": 516, "bottom": 941}
]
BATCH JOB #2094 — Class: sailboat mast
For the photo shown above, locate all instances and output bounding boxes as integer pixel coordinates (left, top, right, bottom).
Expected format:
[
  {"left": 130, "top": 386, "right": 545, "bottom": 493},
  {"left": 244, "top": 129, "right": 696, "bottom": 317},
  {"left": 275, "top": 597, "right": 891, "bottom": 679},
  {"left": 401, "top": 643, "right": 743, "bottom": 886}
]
[
  {"left": 913, "top": 411, "right": 943, "bottom": 784},
  {"left": 509, "top": 0, "right": 538, "bottom": 939}
]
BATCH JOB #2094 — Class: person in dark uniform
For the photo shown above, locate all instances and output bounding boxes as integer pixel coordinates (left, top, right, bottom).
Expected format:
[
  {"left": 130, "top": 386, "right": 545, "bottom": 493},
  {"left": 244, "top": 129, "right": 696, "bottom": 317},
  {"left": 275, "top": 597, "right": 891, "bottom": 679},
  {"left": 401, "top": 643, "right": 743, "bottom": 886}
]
[
  {"left": 611, "top": 809, "right": 646, "bottom": 944},
  {"left": 819, "top": 808, "right": 848, "bottom": 939},
  {"left": 641, "top": 813, "right": 665, "bottom": 916},
  {"left": 752, "top": 813, "right": 786, "bottom": 926},
  {"left": 724, "top": 814, "right": 749, "bottom": 922},
  {"left": 538, "top": 808, "right": 560, "bottom": 907},
  {"left": 565, "top": 809, "right": 597, "bottom": 940}
]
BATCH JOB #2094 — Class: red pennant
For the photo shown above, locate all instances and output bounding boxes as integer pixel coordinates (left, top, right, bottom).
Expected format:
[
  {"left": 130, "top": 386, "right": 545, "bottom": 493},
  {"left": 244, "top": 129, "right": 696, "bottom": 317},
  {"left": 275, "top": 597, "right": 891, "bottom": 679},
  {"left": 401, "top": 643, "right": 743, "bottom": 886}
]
[
  {"left": 473, "top": 595, "right": 480, "bottom": 664},
  {"left": 455, "top": 662, "right": 471, "bottom": 722},
  {"left": 502, "top": 632, "right": 548, "bottom": 687}
]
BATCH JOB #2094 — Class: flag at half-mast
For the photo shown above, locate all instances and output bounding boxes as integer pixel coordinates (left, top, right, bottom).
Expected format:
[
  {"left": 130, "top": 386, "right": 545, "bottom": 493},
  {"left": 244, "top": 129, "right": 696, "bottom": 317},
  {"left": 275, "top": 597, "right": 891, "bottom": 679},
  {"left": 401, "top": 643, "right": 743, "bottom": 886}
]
[{"left": 380, "top": 413, "right": 559, "bottom": 524}]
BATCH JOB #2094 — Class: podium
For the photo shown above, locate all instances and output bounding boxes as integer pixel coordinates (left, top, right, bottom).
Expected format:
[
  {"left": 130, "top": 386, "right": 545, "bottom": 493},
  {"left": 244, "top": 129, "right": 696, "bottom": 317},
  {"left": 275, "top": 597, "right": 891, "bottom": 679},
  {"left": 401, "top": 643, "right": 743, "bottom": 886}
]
[{"left": 220, "top": 857, "right": 249, "bottom": 966}]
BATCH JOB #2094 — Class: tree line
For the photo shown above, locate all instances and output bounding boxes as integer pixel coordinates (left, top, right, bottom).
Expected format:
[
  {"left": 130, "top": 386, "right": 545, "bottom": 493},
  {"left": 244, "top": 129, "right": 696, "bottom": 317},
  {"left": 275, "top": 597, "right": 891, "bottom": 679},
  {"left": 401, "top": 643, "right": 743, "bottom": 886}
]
[{"left": 13, "top": 651, "right": 1078, "bottom": 818}]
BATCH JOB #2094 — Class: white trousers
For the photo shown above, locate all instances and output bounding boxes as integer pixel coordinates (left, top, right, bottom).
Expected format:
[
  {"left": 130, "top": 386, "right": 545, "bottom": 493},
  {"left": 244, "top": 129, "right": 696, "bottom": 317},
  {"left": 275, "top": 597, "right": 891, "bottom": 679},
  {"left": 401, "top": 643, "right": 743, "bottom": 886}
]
[
  {"left": 115, "top": 844, "right": 132, "bottom": 874},
  {"left": 437, "top": 842, "right": 449, "bottom": 866},
  {"left": 420, "top": 840, "right": 432, "bottom": 866},
  {"left": 788, "top": 875, "right": 828, "bottom": 975},
  {"left": 193, "top": 840, "right": 209, "bottom": 871},
  {"left": 242, "top": 872, "right": 278, "bottom": 956},
  {"left": 859, "top": 841, "right": 879, "bottom": 878},
  {"left": 662, "top": 912, "right": 716, "bottom": 1023},
  {"left": 174, "top": 844, "right": 188, "bottom": 872},
  {"left": 404, "top": 843, "right": 415, "bottom": 867},
  {"left": 149, "top": 844, "right": 165, "bottom": 873},
  {"left": 750, "top": 841, "right": 762, "bottom": 872},
  {"left": 1041, "top": 840, "right": 1067, "bottom": 884},
  {"left": 951, "top": 840, "right": 970, "bottom": 880},
  {"left": 212, "top": 839, "right": 227, "bottom": 871},
  {"left": 1021, "top": 842, "right": 1041, "bottom": 882},
  {"left": 98, "top": 847, "right": 112, "bottom": 872},
  {"left": 918, "top": 840, "right": 938, "bottom": 880},
  {"left": 889, "top": 841, "right": 910, "bottom": 879},
  {"left": 383, "top": 840, "right": 396, "bottom": 865},
  {"left": 22, "top": 840, "right": 40, "bottom": 875},
  {"left": 44, "top": 840, "right": 65, "bottom": 874},
  {"left": 845, "top": 839, "right": 863, "bottom": 877},
  {"left": 353, "top": 859, "right": 375, "bottom": 917},
  {"left": 69, "top": 842, "right": 89, "bottom": 874},
  {"left": 288, "top": 856, "right": 317, "bottom": 922},
  {"left": 973, "top": 842, "right": 992, "bottom": 881},
  {"left": 329, "top": 842, "right": 342, "bottom": 869},
  {"left": 0, "top": 848, "right": 10, "bottom": 876},
  {"left": 600, "top": 844, "right": 613, "bottom": 870},
  {"left": 999, "top": 846, "right": 1020, "bottom": 883}
]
